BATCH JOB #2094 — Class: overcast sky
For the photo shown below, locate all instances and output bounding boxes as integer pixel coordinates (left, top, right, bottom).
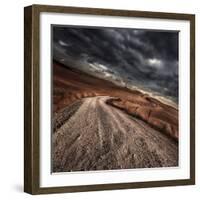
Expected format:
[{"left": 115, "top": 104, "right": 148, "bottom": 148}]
[{"left": 53, "top": 26, "right": 179, "bottom": 102}]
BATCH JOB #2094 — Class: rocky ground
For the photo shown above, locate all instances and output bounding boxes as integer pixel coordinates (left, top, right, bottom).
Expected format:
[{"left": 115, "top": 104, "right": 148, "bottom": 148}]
[{"left": 53, "top": 96, "right": 178, "bottom": 172}]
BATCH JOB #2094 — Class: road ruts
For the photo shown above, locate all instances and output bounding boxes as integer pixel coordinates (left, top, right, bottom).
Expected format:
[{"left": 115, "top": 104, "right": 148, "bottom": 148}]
[{"left": 53, "top": 96, "right": 178, "bottom": 172}]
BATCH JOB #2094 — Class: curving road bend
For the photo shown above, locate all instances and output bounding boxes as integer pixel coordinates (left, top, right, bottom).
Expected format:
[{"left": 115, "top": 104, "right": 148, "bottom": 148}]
[{"left": 53, "top": 96, "right": 178, "bottom": 172}]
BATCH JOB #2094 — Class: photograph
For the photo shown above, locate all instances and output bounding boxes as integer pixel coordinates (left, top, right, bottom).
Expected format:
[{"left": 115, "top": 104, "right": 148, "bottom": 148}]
[
  {"left": 52, "top": 26, "right": 179, "bottom": 173},
  {"left": 24, "top": 5, "right": 195, "bottom": 194}
]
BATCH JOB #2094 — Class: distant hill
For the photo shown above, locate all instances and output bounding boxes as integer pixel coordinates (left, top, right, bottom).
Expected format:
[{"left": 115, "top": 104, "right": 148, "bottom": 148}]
[{"left": 53, "top": 60, "right": 178, "bottom": 141}]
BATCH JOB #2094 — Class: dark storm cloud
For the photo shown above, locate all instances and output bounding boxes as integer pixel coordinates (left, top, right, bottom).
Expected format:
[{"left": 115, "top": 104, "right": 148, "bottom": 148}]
[{"left": 53, "top": 26, "right": 179, "bottom": 102}]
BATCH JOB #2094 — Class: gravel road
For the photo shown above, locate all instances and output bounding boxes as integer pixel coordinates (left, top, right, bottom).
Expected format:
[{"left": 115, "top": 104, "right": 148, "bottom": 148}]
[{"left": 53, "top": 96, "right": 178, "bottom": 172}]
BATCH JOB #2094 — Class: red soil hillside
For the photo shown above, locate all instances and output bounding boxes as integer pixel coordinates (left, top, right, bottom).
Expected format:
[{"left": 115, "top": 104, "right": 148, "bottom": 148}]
[{"left": 53, "top": 61, "right": 178, "bottom": 141}]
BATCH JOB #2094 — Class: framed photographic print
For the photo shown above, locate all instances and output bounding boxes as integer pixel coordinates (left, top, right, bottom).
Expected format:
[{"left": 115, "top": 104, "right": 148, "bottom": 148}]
[{"left": 24, "top": 4, "right": 195, "bottom": 194}]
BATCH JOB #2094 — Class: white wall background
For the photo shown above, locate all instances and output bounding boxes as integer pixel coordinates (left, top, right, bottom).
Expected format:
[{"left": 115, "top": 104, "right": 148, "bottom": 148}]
[{"left": 0, "top": 0, "right": 199, "bottom": 199}]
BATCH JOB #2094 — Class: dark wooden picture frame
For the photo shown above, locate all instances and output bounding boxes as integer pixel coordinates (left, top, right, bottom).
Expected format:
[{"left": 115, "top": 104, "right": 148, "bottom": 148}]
[{"left": 24, "top": 4, "right": 195, "bottom": 195}]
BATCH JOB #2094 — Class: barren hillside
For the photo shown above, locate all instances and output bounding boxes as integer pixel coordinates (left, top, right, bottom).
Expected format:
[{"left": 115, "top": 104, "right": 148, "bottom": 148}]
[{"left": 53, "top": 61, "right": 178, "bottom": 141}]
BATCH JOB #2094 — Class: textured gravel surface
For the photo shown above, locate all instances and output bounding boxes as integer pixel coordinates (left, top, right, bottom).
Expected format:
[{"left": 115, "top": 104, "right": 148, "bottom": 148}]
[{"left": 52, "top": 96, "right": 178, "bottom": 172}]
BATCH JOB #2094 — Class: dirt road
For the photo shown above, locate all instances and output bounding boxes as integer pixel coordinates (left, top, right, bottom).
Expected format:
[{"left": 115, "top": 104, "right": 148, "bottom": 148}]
[{"left": 53, "top": 96, "right": 178, "bottom": 172}]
